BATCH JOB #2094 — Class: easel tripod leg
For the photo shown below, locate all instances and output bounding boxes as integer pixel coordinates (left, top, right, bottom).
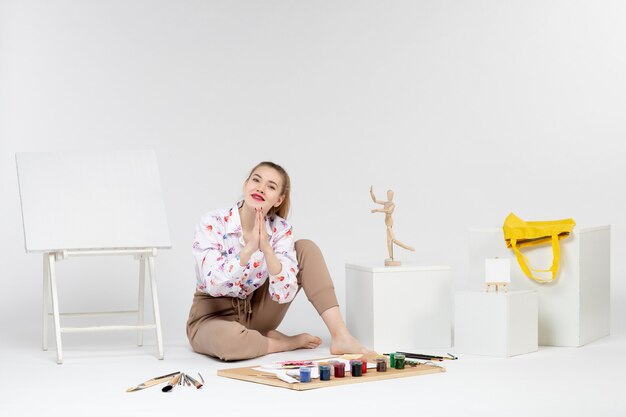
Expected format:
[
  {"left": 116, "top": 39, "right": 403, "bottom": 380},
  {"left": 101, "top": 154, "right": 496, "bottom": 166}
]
[
  {"left": 137, "top": 257, "right": 146, "bottom": 347},
  {"left": 42, "top": 253, "right": 49, "bottom": 351},
  {"left": 148, "top": 256, "right": 164, "bottom": 360},
  {"left": 47, "top": 253, "right": 63, "bottom": 364}
]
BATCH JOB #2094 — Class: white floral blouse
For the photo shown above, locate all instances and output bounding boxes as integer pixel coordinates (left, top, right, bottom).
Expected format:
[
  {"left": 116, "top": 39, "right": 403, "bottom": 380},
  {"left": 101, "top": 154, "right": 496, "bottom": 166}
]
[{"left": 192, "top": 201, "right": 299, "bottom": 303}]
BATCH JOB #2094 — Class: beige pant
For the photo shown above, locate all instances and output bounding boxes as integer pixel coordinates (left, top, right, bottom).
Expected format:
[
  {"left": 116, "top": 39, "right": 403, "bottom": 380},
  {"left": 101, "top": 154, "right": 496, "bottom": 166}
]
[{"left": 186, "top": 239, "right": 339, "bottom": 361}]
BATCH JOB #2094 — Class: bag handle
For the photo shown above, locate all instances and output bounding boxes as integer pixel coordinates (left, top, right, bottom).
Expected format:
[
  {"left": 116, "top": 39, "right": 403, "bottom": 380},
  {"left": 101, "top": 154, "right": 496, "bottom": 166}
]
[{"left": 510, "top": 234, "right": 560, "bottom": 283}]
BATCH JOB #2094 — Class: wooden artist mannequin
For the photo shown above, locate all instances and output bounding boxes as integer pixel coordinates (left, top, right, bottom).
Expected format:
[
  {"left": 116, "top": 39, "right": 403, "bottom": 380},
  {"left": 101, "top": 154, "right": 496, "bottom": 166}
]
[{"left": 370, "top": 186, "right": 415, "bottom": 266}]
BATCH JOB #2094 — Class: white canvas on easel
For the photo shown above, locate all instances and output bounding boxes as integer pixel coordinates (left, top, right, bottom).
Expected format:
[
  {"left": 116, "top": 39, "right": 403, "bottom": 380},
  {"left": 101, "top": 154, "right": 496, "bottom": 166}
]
[{"left": 16, "top": 150, "right": 171, "bottom": 364}]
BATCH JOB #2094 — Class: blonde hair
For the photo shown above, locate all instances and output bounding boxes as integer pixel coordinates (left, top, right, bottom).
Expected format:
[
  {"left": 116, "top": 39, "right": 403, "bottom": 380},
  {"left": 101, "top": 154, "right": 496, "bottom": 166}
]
[{"left": 246, "top": 161, "right": 291, "bottom": 219}]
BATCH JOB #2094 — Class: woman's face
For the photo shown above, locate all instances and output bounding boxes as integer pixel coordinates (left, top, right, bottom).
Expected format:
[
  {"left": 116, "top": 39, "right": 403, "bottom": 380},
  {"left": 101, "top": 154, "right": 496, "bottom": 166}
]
[{"left": 242, "top": 165, "right": 285, "bottom": 215}]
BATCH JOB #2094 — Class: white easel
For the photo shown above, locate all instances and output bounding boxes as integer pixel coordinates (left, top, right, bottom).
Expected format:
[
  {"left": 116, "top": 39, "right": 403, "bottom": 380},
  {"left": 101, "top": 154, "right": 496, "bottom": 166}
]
[
  {"left": 484, "top": 258, "right": 511, "bottom": 294},
  {"left": 16, "top": 151, "right": 171, "bottom": 364}
]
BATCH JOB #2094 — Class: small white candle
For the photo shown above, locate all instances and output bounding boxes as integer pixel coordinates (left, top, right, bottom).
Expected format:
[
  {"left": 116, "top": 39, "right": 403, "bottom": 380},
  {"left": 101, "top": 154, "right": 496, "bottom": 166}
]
[{"left": 485, "top": 258, "right": 510, "bottom": 283}]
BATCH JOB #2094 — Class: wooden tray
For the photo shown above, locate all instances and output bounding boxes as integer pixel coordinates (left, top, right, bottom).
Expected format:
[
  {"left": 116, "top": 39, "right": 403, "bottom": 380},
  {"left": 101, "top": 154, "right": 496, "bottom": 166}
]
[{"left": 217, "top": 359, "right": 446, "bottom": 391}]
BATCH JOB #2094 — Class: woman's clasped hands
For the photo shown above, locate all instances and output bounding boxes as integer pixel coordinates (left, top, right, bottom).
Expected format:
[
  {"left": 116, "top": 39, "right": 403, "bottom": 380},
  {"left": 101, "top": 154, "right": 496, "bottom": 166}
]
[{"left": 241, "top": 208, "right": 272, "bottom": 264}]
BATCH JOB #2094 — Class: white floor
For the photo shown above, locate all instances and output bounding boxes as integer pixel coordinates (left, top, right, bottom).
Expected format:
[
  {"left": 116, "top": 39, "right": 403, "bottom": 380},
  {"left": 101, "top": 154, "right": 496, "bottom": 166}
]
[{"left": 1, "top": 333, "right": 625, "bottom": 417}]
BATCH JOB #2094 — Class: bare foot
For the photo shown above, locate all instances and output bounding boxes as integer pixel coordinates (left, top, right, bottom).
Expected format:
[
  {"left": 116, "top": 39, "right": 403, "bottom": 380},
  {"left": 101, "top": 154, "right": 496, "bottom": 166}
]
[
  {"left": 266, "top": 330, "right": 322, "bottom": 354},
  {"left": 330, "top": 333, "right": 376, "bottom": 358}
]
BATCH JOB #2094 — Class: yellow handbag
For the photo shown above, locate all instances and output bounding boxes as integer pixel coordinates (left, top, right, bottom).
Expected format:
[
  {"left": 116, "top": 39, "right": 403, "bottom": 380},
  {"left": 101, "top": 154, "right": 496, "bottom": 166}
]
[{"left": 503, "top": 213, "right": 576, "bottom": 283}]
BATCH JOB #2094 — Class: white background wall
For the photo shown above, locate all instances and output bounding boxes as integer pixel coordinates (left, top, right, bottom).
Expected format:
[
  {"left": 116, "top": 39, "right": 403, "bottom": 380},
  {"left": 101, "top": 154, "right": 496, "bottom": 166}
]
[{"left": 1, "top": 0, "right": 625, "bottom": 349}]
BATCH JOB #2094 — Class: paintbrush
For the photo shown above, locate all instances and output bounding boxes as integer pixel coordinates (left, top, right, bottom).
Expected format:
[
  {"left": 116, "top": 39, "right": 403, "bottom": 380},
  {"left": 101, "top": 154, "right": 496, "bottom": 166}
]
[
  {"left": 126, "top": 371, "right": 180, "bottom": 392},
  {"left": 161, "top": 373, "right": 183, "bottom": 392},
  {"left": 248, "top": 371, "right": 298, "bottom": 384},
  {"left": 184, "top": 373, "right": 203, "bottom": 389},
  {"left": 393, "top": 352, "right": 458, "bottom": 361}
]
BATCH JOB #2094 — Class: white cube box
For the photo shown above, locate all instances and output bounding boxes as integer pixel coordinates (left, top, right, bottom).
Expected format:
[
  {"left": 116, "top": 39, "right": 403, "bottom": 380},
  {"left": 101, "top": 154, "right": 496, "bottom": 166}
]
[
  {"left": 345, "top": 264, "right": 451, "bottom": 352},
  {"left": 454, "top": 291, "right": 538, "bottom": 357},
  {"left": 468, "top": 226, "right": 610, "bottom": 347}
]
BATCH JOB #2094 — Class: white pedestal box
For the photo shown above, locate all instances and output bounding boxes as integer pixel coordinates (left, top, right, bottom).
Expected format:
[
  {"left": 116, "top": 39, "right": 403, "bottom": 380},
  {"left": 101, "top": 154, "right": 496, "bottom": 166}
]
[
  {"left": 454, "top": 291, "right": 538, "bottom": 357},
  {"left": 468, "top": 226, "right": 610, "bottom": 347},
  {"left": 345, "top": 264, "right": 451, "bottom": 352}
]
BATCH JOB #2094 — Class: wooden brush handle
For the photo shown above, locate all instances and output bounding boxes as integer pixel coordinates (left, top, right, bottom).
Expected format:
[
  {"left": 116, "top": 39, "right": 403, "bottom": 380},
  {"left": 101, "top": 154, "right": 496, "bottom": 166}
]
[
  {"left": 170, "top": 373, "right": 182, "bottom": 386},
  {"left": 126, "top": 375, "right": 176, "bottom": 392}
]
